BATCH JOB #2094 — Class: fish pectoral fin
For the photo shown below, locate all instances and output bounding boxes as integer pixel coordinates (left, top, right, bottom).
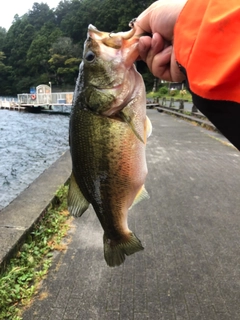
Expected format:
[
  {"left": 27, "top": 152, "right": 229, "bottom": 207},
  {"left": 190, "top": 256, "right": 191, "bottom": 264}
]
[
  {"left": 129, "top": 185, "right": 150, "bottom": 210},
  {"left": 103, "top": 232, "right": 144, "bottom": 267},
  {"left": 119, "top": 110, "right": 144, "bottom": 143},
  {"left": 146, "top": 115, "right": 152, "bottom": 138},
  {"left": 68, "top": 173, "right": 90, "bottom": 217}
]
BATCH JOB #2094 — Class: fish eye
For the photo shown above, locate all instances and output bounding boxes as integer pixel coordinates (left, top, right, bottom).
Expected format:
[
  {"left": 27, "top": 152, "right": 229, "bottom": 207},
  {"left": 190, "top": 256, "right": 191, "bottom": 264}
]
[{"left": 85, "top": 51, "right": 95, "bottom": 63}]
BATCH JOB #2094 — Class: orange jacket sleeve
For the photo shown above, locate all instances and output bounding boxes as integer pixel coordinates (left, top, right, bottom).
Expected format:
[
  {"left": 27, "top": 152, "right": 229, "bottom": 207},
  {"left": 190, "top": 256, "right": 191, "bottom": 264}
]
[{"left": 174, "top": 0, "right": 240, "bottom": 104}]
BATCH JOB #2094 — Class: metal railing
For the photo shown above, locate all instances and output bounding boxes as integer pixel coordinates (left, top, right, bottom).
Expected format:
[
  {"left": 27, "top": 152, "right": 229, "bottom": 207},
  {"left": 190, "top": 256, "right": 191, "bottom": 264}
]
[{"left": 17, "top": 92, "right": 74, "bottom": 105}]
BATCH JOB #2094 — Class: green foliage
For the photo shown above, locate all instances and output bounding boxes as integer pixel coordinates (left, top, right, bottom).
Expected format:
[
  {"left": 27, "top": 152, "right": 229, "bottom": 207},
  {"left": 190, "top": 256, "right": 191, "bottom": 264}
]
[
  {"left": 0, "top": 27, "right": 6, "bottom": 51},
  {"left": 147, "top": 88, "right": 192, "bottom": 102},
  {"left": 27, "top": 3, "right": 56, "bottom": 30},
  {"left": 0, "top": 0, "right": 156, "bottom": 95},
  {"left": 169, "top": 89, "right": 177, "bottom": 96},
  {"left": 146, "top": 91, "right": 160, "bottom": 99},
  {"left": 26, "top": 25, "right": 63, "bottom": 78},
  {"left": 48, "top": 37, "right": 82, "bottom": 85},
  {"left": 0, "top": 185, "right": 70, "bottom": 320},
  {"left": 0, "top": 51, "right": 12, "bottom": 94},
  {"left": 159, "top": 86, "right": 168, "bottom": 95}
]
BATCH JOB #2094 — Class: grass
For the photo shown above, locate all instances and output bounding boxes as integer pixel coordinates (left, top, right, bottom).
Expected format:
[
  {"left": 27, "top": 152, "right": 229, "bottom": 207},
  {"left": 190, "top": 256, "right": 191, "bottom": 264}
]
[
  {"left": 0, "top": 184, "right": 71, "bottom": 320},
  {"left": 147, "top": 89, "right": 193, "bottom": 102}
]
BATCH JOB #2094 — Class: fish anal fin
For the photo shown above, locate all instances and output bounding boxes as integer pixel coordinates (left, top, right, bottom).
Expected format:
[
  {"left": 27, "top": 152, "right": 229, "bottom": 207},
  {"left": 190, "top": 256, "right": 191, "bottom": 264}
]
[
  {"left": 129, "top": 185, "right": 150, "bottom": 210},
  {"left": 68, "top": 173, "right": 90, "bottom": 217},
  {"left": 104, "top": 232, "right": 144, "bottom": 267}
]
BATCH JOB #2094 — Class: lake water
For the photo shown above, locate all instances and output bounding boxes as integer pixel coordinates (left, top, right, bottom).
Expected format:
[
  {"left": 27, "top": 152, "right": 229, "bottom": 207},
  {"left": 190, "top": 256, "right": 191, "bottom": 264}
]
[{"left": 0, "top": 110, "right": 70, "bottom": 211}]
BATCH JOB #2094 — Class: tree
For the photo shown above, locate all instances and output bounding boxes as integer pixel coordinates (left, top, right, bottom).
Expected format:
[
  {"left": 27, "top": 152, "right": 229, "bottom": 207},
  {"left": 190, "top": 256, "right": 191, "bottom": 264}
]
[
  {"left": 2, "top": 18, "right": 36, "bottom": 93},
  {"left": 48, "top": 37, "right": 81, "bottom": 85},
  {"left": 26, "top": 24, "right": 63, "bottom": 78},
  {"left": 0, "top": 52, "right": 12, "bottom": 94},
  {"left": 28, "top": 2, "right": 56, "bottom": 30},
  {"left": 55, "top": 0, "right": 73, "bottom": 26},
  {"left": 0, "top": 0, "right": 156, "bottom": 95},
  {"left": 0, "top": 27, "right": 7, "bottom": 51}
]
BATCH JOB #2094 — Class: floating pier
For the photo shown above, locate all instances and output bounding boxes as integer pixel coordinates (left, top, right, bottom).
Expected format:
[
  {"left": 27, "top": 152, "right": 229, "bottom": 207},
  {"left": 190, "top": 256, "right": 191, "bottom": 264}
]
[
  {"left": 17, "top": 84, "right": 73, "bottom": 114},
  {"left": 0, "top": 100, "right": 25, "bottom": 111},
  {"left": 0, "top": 84, "right": 74, "bottom": 115}
]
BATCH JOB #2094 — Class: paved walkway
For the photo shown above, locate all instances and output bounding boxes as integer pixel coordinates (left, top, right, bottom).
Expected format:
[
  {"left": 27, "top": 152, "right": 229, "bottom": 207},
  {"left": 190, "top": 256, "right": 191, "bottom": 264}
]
[{"left": 23, "top": 110, "right": 240, "bottom": 320}]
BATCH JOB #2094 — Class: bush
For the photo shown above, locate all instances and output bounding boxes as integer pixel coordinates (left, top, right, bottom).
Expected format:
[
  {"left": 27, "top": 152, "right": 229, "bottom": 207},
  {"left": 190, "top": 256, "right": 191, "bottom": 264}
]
[
  {"left": 169, "top": 89, "right": 178, "bottom": 96},
  {"left": 159, "top": 86, "right": 168, "bottom": 95},
  {"left": 146, "top": 91, "right": 160, "bottom": 99}
]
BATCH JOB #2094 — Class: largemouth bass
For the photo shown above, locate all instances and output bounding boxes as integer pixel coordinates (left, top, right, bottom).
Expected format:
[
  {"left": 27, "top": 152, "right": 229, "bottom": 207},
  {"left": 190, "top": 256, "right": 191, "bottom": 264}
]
[{"left": 68, "top": 24, "right": 152, "bottom": 267}]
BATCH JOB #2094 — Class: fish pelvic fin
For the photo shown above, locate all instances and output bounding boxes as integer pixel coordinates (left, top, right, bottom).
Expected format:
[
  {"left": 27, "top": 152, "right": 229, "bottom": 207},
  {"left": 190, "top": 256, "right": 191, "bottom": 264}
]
[
  {"left": 68, "top": 172, "right": 90, "bottom": 217},
  {"left": 103, "top": 232, "right": 144, "bottom": 267},
  {"left": 129, "top": 185, "right": 150, "bottom": 210},
  {"left": 146, "top": 115, "right": 152, "bottom": 138}
]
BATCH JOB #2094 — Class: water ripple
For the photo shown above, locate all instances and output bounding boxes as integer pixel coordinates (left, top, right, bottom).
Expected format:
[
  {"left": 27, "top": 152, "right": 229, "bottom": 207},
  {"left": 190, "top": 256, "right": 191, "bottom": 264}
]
[{"left": 0, "top": 110, "right": 69, "bottom": 210}]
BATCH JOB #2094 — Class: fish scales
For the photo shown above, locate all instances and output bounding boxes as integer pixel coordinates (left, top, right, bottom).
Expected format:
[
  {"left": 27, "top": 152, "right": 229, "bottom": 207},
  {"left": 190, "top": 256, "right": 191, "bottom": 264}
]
[
  {"left": 68, "top": 24, "right": 151, "bottom": 267},
  {"left": 71, "top": 108, "right": 146, "bottom": 227}
]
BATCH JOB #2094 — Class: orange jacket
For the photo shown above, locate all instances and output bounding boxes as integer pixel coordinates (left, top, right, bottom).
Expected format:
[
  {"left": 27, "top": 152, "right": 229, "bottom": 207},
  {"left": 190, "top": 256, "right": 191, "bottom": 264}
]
[{"left": 174, "top": 0, "right": 240, "bottom": 103}]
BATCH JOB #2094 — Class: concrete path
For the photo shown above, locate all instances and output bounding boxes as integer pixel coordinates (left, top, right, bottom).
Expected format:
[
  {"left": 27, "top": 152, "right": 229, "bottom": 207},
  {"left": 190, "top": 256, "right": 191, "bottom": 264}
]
[{"left": 23, "top": 110, "right": 240, "bottom": 320}]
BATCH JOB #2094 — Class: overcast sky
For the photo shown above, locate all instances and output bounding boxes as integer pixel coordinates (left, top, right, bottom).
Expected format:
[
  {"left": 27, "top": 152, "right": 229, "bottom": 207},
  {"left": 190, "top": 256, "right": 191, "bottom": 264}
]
[{"left": 1, "top": 0, "right": 61, "bottom": 30}]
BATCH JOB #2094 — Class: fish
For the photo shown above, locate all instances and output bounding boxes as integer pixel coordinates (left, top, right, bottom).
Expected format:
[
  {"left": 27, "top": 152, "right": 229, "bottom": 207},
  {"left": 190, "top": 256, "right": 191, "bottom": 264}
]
[{"left": 68, "top": 23, "right": 152, "bottom": 267}]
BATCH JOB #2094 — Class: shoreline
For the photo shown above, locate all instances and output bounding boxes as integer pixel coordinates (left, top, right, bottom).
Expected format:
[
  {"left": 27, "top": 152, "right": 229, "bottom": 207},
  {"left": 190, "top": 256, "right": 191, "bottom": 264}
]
[{"left": 0, "top": 150, "right": 71, "bottom": 271}]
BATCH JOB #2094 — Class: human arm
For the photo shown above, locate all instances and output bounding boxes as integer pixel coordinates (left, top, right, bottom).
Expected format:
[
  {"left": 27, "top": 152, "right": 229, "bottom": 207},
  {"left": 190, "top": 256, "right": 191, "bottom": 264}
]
[{"left": 135, "top": 0, "right": 240, "bottom": 150}]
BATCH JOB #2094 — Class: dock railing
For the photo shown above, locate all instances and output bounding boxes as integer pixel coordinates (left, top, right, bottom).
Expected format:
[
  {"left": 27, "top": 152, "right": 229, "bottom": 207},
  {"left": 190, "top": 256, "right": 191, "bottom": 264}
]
[
  {"left": 17, "top": 92, "right": 73, "bottom": 106},
  {"left": 0, "top": 97, "right": 19, "bottom": 110}
]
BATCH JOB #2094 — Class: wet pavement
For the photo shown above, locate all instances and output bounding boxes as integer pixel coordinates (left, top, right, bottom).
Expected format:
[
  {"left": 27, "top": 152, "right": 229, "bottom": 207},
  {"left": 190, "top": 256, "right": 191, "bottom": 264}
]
[{"left": 22, "top": 110, "right": 240, "bottom": 320}]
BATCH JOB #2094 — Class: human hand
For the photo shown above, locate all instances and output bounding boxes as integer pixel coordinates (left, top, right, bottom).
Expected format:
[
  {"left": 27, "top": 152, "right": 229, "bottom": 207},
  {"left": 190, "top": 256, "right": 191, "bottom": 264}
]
[{"left": 134, "top": 0, "right": 187, "bottom": 82}]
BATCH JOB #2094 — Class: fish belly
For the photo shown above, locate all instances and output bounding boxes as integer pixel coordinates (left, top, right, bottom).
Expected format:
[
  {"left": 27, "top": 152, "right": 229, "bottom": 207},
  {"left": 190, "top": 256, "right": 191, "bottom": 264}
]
[{"left": 69, "top": 108, "right": 147, "bottom": 266}]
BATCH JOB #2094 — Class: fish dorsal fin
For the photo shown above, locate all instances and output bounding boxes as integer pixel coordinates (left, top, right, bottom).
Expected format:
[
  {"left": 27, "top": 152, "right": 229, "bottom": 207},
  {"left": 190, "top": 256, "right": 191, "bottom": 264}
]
[
  {"left": 68, "top": 173, "right": 90, "bottom": 217},
  {"left": 119, "top": 110, "right": 144, "bottom": 143},
  {"left": 129, "top": 185, "right": 150, "bottom": 210}
]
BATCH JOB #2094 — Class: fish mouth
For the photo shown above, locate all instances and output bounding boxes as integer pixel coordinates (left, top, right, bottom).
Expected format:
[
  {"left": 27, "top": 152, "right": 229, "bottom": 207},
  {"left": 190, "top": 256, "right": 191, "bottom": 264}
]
[
  {"left": 88, "top": 24, "right": 136, "bottom": 49},
  {"left": 87, "top": 24, "right": 140, "bottom": 68}
]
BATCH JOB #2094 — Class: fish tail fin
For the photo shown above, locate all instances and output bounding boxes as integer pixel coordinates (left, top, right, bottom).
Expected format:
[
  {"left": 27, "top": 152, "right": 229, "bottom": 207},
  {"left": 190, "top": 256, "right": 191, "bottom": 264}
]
[
  {"left": 103, "top": 232, "right": 144, "bottom": 267},
  {"left": 68, "top": 172, "right": 90, "bottom": 217}
]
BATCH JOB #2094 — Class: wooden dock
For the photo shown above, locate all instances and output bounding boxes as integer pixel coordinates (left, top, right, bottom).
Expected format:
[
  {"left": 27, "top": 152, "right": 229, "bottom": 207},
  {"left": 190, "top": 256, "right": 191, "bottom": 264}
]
[
  {"left": 0, "top": 99, "right": 72, "bottom": 114},
  {"left": 0, "top": 101, "right": 25, "bottom": 111},
  {"left": 1, "top": 87, "right": 74, "bottom": 114}
]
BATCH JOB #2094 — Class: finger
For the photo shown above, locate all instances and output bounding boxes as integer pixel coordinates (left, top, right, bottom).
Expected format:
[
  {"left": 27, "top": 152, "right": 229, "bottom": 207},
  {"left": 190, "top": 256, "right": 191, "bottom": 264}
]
[
  {"left": 170, "top": 49, "right": 186, "bottom": 82},
  {"left": 138, "top": 36, "right": 152, "bottom": 61},
  {"left": 150, "top": 46, "right": 172, "bottom": 81},
  {"left": 138, "top": 33, "right": 165, "bottom": 64},
  {"left": 150, "top": 47, "right": 186, "bottom": 82},
  {"left": 143, "top": 33, "right": 167, "bottom": 72}
]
